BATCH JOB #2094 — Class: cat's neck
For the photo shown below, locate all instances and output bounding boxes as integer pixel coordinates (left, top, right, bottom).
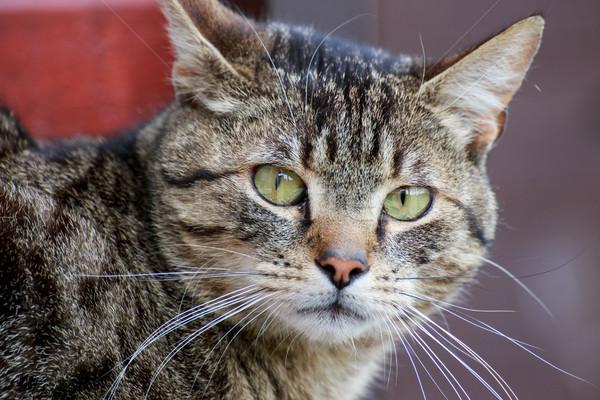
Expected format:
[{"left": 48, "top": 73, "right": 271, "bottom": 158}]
[{"left": 221, "top": 326, "right": 388, "bottom": 399}]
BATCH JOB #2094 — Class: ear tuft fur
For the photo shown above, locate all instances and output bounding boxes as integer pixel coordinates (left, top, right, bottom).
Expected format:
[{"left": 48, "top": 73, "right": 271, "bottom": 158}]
[{"left": 162, "top": 0, "right": 259, "bottom": 112}]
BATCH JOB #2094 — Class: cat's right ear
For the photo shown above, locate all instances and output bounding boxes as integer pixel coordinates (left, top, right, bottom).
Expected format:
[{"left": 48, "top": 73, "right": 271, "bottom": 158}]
[
  {"left": 419, "top": 16, "right": 544, "bottom": 163},
  {"left": 162, "top": 0, "right": 260, "bottom": 112}
]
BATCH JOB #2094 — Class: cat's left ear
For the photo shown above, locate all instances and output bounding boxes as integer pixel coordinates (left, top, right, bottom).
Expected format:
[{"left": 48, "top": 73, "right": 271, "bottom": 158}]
[
  {"left": 162, "top": 0, "right": 262, "bottom": 112},
  {"left": 421, "top": 16, "right": 544, "bottom": 162}
]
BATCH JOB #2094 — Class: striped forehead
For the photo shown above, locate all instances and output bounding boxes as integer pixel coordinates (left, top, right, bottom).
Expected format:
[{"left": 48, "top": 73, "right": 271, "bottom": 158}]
[
  {"left": 289, "top": 81, "right": 404, "bottom": 209},
  {"left": 300, "top": 78, "right": 396, "bottom": 168}
]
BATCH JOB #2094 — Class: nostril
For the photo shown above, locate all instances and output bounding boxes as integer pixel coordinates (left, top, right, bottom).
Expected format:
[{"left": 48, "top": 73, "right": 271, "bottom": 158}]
[
  {"left": 317, "top": 256, "right": 368, "bottom": 290},
  {"left": 349, "top": 266, "right": 364, "bottom": 280},
  {"left": 320, "top": 262, "right": 336, "bottom": 281}
]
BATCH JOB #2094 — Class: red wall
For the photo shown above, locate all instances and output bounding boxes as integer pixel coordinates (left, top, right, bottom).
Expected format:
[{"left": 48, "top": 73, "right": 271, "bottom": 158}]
[{"left": 0, "top": 0, "right": 174, "bottom": 139}]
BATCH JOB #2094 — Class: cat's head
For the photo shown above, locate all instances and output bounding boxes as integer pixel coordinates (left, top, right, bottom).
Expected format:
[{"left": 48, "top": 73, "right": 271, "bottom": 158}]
[{"left": 143, "top": 0, "right": 543, "bottom": 344}]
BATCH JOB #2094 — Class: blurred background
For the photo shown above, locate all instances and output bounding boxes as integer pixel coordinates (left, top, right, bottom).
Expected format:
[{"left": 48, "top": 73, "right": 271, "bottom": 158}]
[{"left": 1, "top": 0, "right": 598, "bottom": 399}]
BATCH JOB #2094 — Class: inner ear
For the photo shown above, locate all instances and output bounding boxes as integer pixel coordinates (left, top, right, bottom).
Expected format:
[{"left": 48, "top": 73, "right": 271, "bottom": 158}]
[{"left": 468, "top": 109, "right": 507, "bottom": 160}]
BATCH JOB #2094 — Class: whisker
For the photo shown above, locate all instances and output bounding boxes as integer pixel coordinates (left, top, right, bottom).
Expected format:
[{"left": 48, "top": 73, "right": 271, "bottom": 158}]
[
  {"left": 145, "top": 290, "right": 274, "bottom": 399},
  {"left": 439, "top": 308, "right": 451, "bottom": 334},
  {"left": 284, "top": 330, "right": 302, "bottom": 368},
  {"left": 476, "top": 255, "right": 553, "bottom": 318},
  {"left": 406, "top": 333, "right": 451, "bottom": 400},
  {"left": 100, "top": 0, "right": 170, "bottom": 68},
  {"left": 378, "top": 314, "right": 397, "bottom": 386},
  {"left": 396, "top": 296, "right": 530, "bottom": 399},
  {"left": 395, "top": 327, "right": 428, "bottom": 399},
  {"left": 178, "top": 260, "right": 210, "bottom": 313},
  {"left": 179, "top": 272, "right": 269, "bottom": 279},
  {"left": 418, "top": 32, "right": 426, "bottom": 90},
  {"left": 382, "top": 315, "right": 400, "bottom": 387},
  {"left": 146, "top": 285, "right": 260, "bottom": 344},
  {"left": 435, "top": 0, "right": 502, "bottom": 63},
  {"left": 424, "top": 300, "right": 592, "bottom": 386},
  {"left": 387, "top": 272, "right": 473, "bottom": 284},
  {"left": 104, "top": 286, "right": 261, "bottom": 399},
  {"left": 270, "top": 328, "right": 295, "bottom": 355},
  {"left": 405, "top": 308, "right": 509, "bottom": 400},
  {"left": 81, "top": 267, "right": 231, "bottom": 279},
  {"left": 349, "top": 335, "right": 359, "bottom": 376},
  {"left": 397, "top": 291, "right": 533, "bottom": 350},
  {"left": 251, "top": 303, "right": 284, "bottom": 348},
  {"left": 376, "top": 316, "right": 388, "bottom": 379},
  {"left": 199, "top": 298, "right": 278, "bottom": 398},
  {"left": 81, "top": 271, "right": 268, "bottom": 284},
  {"left": 407, "top": 309, "right": 483, "bottom": 368},
  {"left": 405, "top": 305, "right": 515, "bottom": 400},
  {"left": 173, "top": 243, "right": 263, "bottom": 262},
  {"left": 405, "top": 30, "right": 429, "bottom": 135},
  {"left": 398, "top": 316, "right": 467, "bottom": 399},
  {"left": 407, "top": 293, "right": 516, "bottom": 314},
  {"left": 496, "top": 238, "right": 598, "bottom": 279},
  {"left": 231, "top": 8, "right": 296, "bottom": 124}
]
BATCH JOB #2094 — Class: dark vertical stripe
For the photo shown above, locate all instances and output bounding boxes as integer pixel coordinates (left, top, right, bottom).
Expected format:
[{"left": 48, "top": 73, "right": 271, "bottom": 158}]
[
  {"left": 326, "top": 130, "right": 337, "bottom": 162},
  {"left": 380, "top": 85, "right": 394, "bottom": 120},
  {"left": 370, "top": 126, "right": 380, "bottom": 161},
  {"left": 300, "top": 133, "right": 314, "bottom": 168},
  {"left": 357, "top": 79, "right": 366, "bottom": 140},
  {"left": 464, "top": 210, "right": 490, "bottom": 247},
  {"left": 447, "top": 198, "right": 490, "bottom": 247},
  {"left": 392, "top": 150, "right": 403, "bottom": 177},
  {"left": 299, "top": 199, "right": 312, "bottom": 234},
  {"left": 343, "top": 62, "right": 353, "bottom": 128}
]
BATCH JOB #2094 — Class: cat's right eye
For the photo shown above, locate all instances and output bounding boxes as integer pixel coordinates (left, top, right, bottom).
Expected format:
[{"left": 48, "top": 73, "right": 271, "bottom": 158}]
[
  {"left": 383, "top": 186, "right": 432, "bottom": 221},
  {"left": 253, "top": 165, "right": 306, "bottom": 205}
]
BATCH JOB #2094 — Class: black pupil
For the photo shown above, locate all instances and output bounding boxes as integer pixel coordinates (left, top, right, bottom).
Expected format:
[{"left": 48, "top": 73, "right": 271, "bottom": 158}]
[
  {"left": 400, "top": 189, "right": 407, "bottom": 206},
  {"left": 275, "top": 171, "right": 283, "bottom": 190}
]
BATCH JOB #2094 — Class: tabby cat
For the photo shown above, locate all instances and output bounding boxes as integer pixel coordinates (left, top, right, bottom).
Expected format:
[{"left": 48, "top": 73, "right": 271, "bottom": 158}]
[{"left": 0, "top": 0, "right": 544, "bottom": 398}]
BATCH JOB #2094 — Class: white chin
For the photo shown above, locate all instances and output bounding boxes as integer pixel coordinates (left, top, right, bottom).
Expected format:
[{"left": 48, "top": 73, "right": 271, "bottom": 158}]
[{"left": 283, "top": 306, "right": 377, "bottom": 344}]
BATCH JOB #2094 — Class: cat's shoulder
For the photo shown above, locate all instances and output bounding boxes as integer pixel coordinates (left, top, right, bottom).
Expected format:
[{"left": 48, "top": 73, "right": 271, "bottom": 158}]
[
  {"left": 0, "top": 106, "right": 45, "bottom": 250},
  {"left": 0, "top": 106, "right": 138, "bottom": 274},
  {"left": 0, "top": 105, "right": 37, "bottom": 156},
  {"left": 0, "top": 107, "right": 56, "bottom": 228}
]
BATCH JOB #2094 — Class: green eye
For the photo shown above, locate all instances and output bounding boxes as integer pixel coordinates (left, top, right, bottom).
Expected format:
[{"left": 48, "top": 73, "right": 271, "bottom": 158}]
[
  {"left": 383, "top": 186, "right": 432, "bottom": 221},
  {"left": 254, "top": 165, "right": 306, "bottom": 205}
]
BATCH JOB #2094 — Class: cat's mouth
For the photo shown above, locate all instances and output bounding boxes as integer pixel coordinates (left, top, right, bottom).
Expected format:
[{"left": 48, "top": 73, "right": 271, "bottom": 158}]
[{"left": 298, "top": 302, "right": 366, "bottom": 322}]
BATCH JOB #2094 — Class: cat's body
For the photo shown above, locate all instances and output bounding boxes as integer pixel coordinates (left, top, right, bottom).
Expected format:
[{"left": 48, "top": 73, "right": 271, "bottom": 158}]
[{"left": 0, "top": 0, "right": 543, "bottom": 399}]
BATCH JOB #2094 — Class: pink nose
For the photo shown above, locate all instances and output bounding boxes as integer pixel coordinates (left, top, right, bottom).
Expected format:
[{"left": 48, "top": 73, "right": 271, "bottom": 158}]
[{"left": 318, "top": 256, "right": 368, "bottom": 290}]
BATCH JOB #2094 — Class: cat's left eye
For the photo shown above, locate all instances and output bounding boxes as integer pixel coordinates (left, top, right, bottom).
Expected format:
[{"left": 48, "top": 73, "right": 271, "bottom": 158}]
[
  {"left": 253, "top": 165, "right": 306, "bottom": 205},
  {"left": 383, "top": 186, "right": 432, "bottom": 221}
]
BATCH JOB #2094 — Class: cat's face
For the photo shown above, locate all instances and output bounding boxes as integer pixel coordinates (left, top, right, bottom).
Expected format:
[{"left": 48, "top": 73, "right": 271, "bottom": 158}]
[{"left": 146, "top": 0, "right": 542, "bottom": 344}]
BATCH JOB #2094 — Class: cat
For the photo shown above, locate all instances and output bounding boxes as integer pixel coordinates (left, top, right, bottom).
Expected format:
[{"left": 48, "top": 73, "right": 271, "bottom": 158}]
[{"left": 0, "top": 0, "right": 544, "bottom": 399}]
